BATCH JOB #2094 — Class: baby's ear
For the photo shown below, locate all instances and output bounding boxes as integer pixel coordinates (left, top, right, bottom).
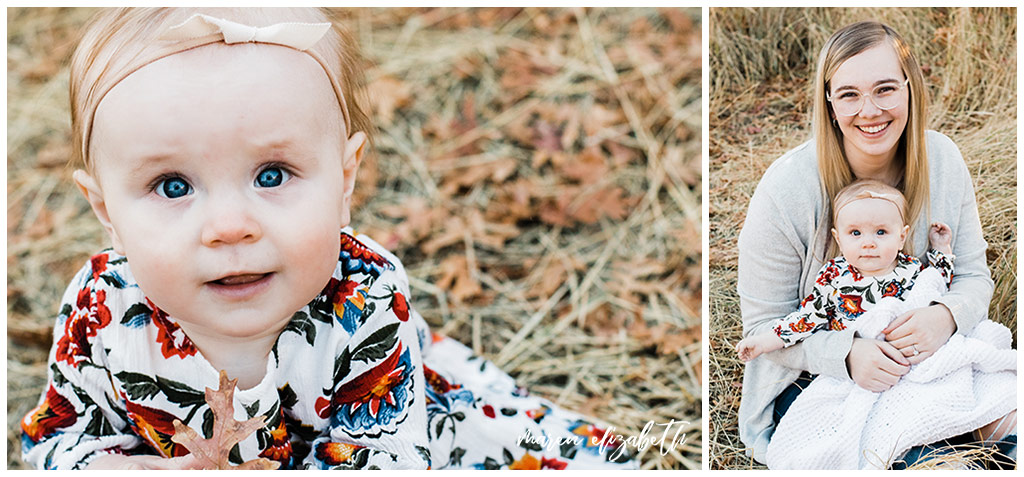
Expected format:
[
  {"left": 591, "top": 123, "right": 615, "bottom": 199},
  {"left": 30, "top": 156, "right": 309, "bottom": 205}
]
[
  {"left": 900, "top": 224, "right": 910, "bottom": 244},
  {"left": 72, "top": 170, "right": 125, "bottom": 254},
  {"left": 338, "top": 132, "right": 367, "bottom": 225},
  {"left": 831, "top": 227, "right": 838, "bottom": 243},
  {"left": 341, "top": 131, "right": 367, "bottom": 197}
]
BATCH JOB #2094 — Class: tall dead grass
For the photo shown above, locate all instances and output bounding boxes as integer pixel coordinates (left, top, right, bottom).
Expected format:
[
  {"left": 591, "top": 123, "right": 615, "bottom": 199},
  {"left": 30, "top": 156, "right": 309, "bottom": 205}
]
[{"left": 709, "top": 7, "right": 1016, "bottom": 469}]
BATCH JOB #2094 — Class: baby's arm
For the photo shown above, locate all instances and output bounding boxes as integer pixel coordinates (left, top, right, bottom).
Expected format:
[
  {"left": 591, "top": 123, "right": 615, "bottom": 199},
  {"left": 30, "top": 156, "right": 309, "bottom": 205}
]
[
  {"left": 736, "top": 332, "right": 785, "bottom": 361},
  {"left": 927, "top": 222, "right": 955, "bottom": 289},
  {"left": 736, "top": 264, "right": 840, "bottom": 361},
  {"left": 928, "top": 222, "right": 953, "bottom": 256}
]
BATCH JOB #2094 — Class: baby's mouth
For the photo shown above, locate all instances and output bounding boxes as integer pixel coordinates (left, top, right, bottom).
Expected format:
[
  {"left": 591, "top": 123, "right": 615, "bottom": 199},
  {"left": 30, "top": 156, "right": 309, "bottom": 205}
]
[{"left": 210, "top": 273, "right": 270, "bottom": 286}]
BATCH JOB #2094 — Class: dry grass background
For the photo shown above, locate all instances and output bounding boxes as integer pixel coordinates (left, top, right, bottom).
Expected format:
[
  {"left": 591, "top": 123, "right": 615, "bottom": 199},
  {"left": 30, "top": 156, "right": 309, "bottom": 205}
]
[
  {"left": 6, "top": 7, "right": 701, "bottom": 469},
  {"left": 709, "top": 7, "right": 1016, "bottom": 470}
]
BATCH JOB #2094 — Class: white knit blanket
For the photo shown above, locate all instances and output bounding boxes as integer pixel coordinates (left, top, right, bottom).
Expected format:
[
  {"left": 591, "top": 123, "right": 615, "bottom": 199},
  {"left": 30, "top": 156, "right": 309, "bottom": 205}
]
[{"left": 765, "top": 268, "right": 1018, "bottom": 469}]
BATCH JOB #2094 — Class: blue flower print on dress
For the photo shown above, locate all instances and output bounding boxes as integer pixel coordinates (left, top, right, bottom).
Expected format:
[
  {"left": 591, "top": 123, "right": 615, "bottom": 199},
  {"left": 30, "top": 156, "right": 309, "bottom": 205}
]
[{"left": 339, "top": 232, "right": 394, "bottom": 279}]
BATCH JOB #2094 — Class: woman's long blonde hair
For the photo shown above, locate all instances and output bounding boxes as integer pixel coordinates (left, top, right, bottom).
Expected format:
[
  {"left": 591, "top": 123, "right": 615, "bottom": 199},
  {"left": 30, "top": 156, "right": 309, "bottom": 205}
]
[{"left": 813, "top": 21, "right": 928, "bottom": 260}]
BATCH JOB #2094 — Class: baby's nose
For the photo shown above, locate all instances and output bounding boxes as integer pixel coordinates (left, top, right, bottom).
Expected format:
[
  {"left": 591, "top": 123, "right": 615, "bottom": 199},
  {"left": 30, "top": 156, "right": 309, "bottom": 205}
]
[{"left": 201, "top": 198, "right": 262, "bottom": 246}]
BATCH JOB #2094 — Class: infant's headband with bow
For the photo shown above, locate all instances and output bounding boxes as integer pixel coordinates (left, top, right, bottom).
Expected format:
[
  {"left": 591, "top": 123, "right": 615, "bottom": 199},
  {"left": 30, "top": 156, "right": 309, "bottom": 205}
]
[
  {"left": 833, "top": 189, "right": 906, "bottom": 224},
  {"left": 79, "top": 13, "right": 351, "bottom": 166}
]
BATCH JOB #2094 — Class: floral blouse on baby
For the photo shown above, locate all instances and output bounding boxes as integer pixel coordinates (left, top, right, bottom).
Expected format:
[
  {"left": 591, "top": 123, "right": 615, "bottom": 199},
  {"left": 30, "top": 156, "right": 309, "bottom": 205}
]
[
  {"left": 22, "top": 229, "right": 634, "bottom": 470},
  {"left": 773, "top": 250, "right": 954, "bottom": 346}
]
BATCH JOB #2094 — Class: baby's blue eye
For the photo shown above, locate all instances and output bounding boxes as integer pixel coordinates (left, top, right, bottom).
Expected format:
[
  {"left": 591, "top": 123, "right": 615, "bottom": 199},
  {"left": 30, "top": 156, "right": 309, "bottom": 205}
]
[
  {"left": 876, "top": 229, "right": 887, "bottom": 236},
  {"left": 851, "top": 230, "right": 861, "bottom": 236},
  {"left": 157, "top": 177, "right": 192, "bottom": 199},
  {"left": 256, "top": 167, "right": 288, "bottom": 188}
]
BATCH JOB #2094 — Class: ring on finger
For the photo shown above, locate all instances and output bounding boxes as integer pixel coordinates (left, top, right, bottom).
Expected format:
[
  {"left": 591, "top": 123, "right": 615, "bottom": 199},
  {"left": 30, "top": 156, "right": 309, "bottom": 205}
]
[{"left": 912, "top": 344, "right": 920, "bottom": 356}]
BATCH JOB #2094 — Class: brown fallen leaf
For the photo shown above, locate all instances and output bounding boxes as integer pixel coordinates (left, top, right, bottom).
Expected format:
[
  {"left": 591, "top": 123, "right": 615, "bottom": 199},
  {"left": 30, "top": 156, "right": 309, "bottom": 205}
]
[{"left": 171, "top": 371, "right": 280, "bottom": 470}]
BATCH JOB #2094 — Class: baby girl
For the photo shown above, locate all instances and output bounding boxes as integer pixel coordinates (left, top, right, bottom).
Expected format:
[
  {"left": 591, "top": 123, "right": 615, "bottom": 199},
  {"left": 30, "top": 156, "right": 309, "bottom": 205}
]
[
  {"left": 735, "top": 179, "right": 1016, "bottom": 468},
  {"left": 736, "top": 179, "right": 954, "bottom": 361},
  {"left": 21, "top": 8, "right": 634, "bottom": 470}
]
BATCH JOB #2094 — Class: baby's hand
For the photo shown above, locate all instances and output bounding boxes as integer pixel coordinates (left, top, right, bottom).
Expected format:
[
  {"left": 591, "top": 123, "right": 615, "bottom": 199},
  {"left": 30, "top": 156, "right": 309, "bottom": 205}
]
[
  {"left": 736, "top": 333, "right": 786, "bottom": 362},
  {"left": 928, "top": 222, "right": 953, "bottom": 255},
  {"left": 736, "top": 339, "right": 760, "bottom": 362}
]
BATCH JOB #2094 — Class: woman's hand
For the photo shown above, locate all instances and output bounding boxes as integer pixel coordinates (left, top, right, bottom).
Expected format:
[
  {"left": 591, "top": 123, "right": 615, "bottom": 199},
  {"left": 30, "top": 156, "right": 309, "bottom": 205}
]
[
  {"left": 883, "top": 304, "right": 956, "bottom": 365},
  {"left": 846, "top": 338, "right": 910, "bottom": 392},
  {"left": 86, "top": 453, "right": 202, "bottom": 470}
]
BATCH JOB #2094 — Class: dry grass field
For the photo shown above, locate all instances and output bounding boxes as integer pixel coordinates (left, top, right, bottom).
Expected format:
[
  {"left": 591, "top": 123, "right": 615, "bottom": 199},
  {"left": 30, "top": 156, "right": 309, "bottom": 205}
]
[
  {"left": 709, "top": 7, "right": 1016, "bottom": 469},
  {"left": 7, "top": 7, "right": 700, "bottom": 469}
]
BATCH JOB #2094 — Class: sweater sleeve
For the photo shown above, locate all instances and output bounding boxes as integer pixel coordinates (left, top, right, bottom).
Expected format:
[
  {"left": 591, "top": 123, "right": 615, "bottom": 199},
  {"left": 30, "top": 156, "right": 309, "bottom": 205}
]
[
  {"left": 738, "top": 168, "right": 855, "bottom": 380},
  {"left": 21, "top": 257, "right": 145, "bottom": 469},
  {"left": 929, "top": 144, "right": 993, "bottom": 334}
]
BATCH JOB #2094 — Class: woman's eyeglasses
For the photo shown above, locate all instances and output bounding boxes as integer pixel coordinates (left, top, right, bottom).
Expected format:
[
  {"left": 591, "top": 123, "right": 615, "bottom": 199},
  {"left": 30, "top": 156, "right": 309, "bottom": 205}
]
[{"left": 827, "top": 78, "right": 910, "bottom": 116}]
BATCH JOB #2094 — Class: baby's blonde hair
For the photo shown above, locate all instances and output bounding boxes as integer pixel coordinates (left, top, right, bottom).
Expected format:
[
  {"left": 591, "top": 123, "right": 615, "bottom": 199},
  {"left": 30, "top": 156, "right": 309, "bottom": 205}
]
[
  {"left": 832, "top": 179, "right": 910, "bottom": 255},
  {"left": 70, "top": 7, "right": 372, "bottom": 171}
]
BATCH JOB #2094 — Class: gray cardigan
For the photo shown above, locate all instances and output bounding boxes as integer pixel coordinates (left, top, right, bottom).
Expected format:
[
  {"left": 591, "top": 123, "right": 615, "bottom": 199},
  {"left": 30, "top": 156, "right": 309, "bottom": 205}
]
[{"left": 735, "top": 130, "right": 994, "bottom": 462}]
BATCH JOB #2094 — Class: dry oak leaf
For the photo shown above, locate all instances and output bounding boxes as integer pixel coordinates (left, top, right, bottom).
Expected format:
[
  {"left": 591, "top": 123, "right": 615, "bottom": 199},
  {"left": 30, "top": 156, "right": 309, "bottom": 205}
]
[{"left": 171, "top": 371, "right": 280, "bottom": 470}]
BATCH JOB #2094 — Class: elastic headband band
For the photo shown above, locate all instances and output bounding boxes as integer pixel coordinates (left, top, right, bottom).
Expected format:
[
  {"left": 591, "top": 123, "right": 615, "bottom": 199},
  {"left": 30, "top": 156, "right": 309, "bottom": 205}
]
[
  {"left": 79, "top": 13, "right": 351, "bottom": 166},
  {"left": 833, "top": 190, "right": 905, "bottom": 224}
]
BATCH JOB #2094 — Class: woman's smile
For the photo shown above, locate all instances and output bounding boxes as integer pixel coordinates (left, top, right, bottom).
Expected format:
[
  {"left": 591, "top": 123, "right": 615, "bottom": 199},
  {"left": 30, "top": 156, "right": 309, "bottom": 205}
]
[{"left": 856, "top": 121, "right": 890, "bottom": 135}]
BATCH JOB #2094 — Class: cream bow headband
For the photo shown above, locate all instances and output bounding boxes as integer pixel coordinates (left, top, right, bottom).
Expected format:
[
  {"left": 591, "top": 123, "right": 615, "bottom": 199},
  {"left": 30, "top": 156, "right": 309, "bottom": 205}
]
[
  {"left": 78, "top": 12, "right": 351, "bottom": 166},
  {"left": 833, "top": 190, "right": 906, "bottom": 224},
  {"left": 159, "top": 13, "right": 330, "bottom": 51}
]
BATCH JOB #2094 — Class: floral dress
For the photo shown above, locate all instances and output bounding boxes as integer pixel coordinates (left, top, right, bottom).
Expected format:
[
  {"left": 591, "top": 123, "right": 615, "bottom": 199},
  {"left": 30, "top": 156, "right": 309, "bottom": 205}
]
[
  {"left": 773, "top": 251, "right": 953, "bottom": 346},
  {"left": 21, "top": 229, "right": 635, "bottom": 470}
]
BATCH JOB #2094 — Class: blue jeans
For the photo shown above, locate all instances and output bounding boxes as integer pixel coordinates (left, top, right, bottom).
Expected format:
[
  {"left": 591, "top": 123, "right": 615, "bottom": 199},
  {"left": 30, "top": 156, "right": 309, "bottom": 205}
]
[{"left": 771, "top": 372, "right": 1017, "bottom": 469}]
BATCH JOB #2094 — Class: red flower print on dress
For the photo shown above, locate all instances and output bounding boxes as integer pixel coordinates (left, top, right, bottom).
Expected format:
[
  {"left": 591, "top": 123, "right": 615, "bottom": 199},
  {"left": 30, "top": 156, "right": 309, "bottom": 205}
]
[
  {"left": 90, "top": 254, "right": 109, "bottom": 281},
  {"left": 55, "top": 288, "right": 112, "bottom": 366},
  {"left": 124, "top": 398, "right": 188, "bottom": 457},
  {"left": 882, "top": 281, "right": 903, "bottom": 298},
  {"left": 828, "top": 319, "right": 846, "bottom": 331},
  {"left": 258, "top": 409, "right": 293, "bottom": 465},
  {"left": 338, "top": 233, "right": 394, "bottom": 278},
  {"left": 315, "top": 396, "right": 332, "bottom": 419},
  {"left": 508, "top": 453, "right": 571, "bottom": 470},
  {"left": 817, "top": 264, "right": 840, "bottom": 285},
  {"left": 789, "top": 316, "right": 815, "bottom": 334},
  {"left": 541, "top": 457, "right": 569, "bottom": 469},
  {"left": 148, "top": 299, "right": 198, "bottom": 359},
  {"left": 482, "top": 405, "right": 496, "bottom": 418},
  {"left": 838, "top": 294, "right": 864, "bottom": 316},
  {"left": 424, "top": 365, "right": 460, "bottom": 396},
  {"left": 799, "top": 292, "right": 815, "bottom": 308},
  {"left": 335, "top": 344, "right": 409, "bottom": 420},
  {"left": 389, "top": 290, "right": 409, "bottom": 322},
  {"left": 326, "top": 278, "right": 360, "bottom": 305},
  {"left": 21, "top": 386, "right": 77, "bottom": 443},
  {"left": 315, "top": 441, "right": 365, "bottom": 466}
]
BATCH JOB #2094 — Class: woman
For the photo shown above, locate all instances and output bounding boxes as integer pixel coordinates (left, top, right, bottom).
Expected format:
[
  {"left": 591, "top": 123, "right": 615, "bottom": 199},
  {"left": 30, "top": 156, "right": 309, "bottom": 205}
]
[{"left": 736, "top": 21, "right": 1016, "bottom": 468}]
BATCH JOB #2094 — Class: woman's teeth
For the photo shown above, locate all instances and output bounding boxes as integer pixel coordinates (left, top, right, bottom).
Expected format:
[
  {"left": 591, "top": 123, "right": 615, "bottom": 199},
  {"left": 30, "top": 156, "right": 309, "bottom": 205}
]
[{"left": 859, "top": 123, "right": 888, "bottom": 134}]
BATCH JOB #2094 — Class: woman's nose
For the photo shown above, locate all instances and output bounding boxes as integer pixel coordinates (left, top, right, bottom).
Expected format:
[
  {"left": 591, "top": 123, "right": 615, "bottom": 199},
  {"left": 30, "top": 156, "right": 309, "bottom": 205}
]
[
  {"left": 858, "top": 97, "right": 883, "bottom": 117},
  {"left": 200, "top": 196, "right": 262, "bottom": 246}
]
